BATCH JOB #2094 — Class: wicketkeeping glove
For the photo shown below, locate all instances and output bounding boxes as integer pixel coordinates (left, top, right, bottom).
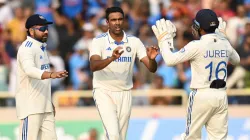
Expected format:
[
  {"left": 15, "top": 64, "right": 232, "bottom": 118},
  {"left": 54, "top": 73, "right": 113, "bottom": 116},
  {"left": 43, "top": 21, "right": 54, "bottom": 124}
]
[
  {"left": 152, "top": 18, "right": 176, "bottom": 50},
  {"left": 215, "top": 17, "right": 227, "bottom": 39}
]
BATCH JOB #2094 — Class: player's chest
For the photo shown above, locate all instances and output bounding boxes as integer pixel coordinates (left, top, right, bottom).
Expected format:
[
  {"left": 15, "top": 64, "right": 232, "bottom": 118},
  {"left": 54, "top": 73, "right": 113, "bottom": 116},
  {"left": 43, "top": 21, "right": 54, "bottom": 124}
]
[
  {"left": 102, "top": 42, "right": 135, "bottom": 59},
  {"left": 35, "top": 50, "right": 50, "bottom": 71}
]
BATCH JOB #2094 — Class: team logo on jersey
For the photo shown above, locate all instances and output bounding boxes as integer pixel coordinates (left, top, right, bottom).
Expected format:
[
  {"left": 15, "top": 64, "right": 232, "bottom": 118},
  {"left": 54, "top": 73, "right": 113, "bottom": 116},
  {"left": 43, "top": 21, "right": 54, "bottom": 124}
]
[
  {"left": 126, "top": 46, "right": 131, "bottom": 52},
  {"left": 40, "top": 55, "right": 43, "bottom": 59},
  {"left": 106, "top": 47, "right": 112, "bottom": 51}
]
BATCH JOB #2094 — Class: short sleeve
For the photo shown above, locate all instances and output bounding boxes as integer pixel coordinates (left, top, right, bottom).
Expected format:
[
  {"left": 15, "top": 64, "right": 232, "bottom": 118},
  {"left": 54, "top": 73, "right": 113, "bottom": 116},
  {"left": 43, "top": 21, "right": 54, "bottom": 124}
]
[
  {"left": 136, "top": 38, "right": 147, "bottom": 60},
  {"left": 89, "top": 38, "right": 102, "bottom": 58}
]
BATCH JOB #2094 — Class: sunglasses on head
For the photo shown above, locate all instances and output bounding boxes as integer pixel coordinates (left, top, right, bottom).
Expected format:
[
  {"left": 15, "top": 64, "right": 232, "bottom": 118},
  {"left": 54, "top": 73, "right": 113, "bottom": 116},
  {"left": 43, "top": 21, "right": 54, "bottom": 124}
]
[{"left": 32, "top": 26, "right": 48, "bottom": 32}]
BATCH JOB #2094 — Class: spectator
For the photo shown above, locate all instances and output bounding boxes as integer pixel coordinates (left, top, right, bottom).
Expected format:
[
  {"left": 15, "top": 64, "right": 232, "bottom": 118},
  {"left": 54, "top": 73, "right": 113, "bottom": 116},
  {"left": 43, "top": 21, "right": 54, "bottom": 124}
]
[
  {"left": 35, "top": 0, "right": 60, "bottom": 22},
  {"left": 149, "top": 75, "right": 168, "bottom": 105},
  {"left": 213, "top": 0, "right": 236, "bottom": 21},
  {"left": 0, "top": 0, "right": 13, "bottom": 28},
  {"left": 96, "top": 18, "right": 108, "bottom": 35},
  {"left": 226, "top": 5, "right": 249, "bottom": 47},
  {"left": 227, "top": 34, "right": 250, "bottom": 89},
  {"left": 6, "top": 5, "right": 26, "bottom": 45},
  {"left": 49, "top": 49, "right": 66, "bottom": 94},
  {"left": 245, "top": 0, "right": 250, "bottom": 17},
  {"left": 62, "top": 0, "right": 83, "bottom": 19},
  {"left": 69, "top": 43, "right": 89, "bottom": 90}
]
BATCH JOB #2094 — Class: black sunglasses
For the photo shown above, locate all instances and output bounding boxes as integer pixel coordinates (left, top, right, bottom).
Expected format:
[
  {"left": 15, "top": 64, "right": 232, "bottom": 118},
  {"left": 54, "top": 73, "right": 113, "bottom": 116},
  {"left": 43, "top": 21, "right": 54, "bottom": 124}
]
[{"left": 32, "top": 26, "right": 48, "bottom": 32}]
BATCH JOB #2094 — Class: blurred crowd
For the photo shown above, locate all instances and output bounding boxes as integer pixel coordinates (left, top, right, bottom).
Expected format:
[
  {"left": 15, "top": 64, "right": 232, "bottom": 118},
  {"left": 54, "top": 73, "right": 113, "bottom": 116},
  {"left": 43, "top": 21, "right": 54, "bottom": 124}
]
[{"left": 0, "top": 0, "right": 249, "bottom": 107}]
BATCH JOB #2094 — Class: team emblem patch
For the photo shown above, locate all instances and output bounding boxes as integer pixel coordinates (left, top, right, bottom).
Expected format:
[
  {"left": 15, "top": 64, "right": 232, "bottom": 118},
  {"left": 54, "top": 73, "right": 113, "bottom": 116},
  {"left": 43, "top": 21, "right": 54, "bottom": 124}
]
[
  {"left": 39, "top": 15, "right": 45, "bottom": 19},
  {"left": 126, "top": 46, "right": 131, "bottom": 52}
]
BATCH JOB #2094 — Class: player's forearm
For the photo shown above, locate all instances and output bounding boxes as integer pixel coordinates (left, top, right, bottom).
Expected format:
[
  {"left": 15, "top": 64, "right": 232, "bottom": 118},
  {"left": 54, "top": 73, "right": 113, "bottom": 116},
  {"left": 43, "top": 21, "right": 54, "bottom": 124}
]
[
  {"left": 24, "top": 67, "right": 44, "bottom": 79},
  {"left": 229, "top": 49, "right": 240, "bottom": 65},
  {"left": 148, "top": 59, "right": 157, "bottom": 72},
  {"left": 41, "top": 71, "right": 54, "bottom": 80},
  {"left": 90, "top": 57, "right": 114, "bottom": 72},
  {"left": 160, "top": 47, "right": 180, "bottom": 66}
]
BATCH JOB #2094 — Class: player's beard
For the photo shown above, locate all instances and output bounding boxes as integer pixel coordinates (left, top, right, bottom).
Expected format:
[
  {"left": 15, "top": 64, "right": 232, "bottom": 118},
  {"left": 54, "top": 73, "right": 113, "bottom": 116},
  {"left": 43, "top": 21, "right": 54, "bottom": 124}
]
[{"left": 34, "top": 33, "right": 48, "bottom": 43}]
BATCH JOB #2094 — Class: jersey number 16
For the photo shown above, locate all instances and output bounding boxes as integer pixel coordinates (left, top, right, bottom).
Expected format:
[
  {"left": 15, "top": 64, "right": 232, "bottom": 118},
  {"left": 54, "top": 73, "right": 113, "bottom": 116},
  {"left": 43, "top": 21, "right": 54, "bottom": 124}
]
[{"left": 205, "top": 61, "right": 227, "bottom": 81}]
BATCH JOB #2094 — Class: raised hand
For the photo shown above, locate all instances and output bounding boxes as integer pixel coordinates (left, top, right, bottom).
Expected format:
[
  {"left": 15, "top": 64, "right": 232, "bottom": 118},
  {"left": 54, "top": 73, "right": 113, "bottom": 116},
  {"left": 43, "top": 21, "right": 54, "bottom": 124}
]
[
  {"left": 215, "top": 17, "right": 227, "bottom": 39},
  {"left": 110, "top": 46, "right": 124, "bottom": 61},
  {"left": 151, "top": 18, "right": 176, "bottom": 50},
  {"left": 147, "top": 46, "right": 159, "bottom": 60},
  {"left": 51, "top": 70, "right": 68, "bottom": 79}
]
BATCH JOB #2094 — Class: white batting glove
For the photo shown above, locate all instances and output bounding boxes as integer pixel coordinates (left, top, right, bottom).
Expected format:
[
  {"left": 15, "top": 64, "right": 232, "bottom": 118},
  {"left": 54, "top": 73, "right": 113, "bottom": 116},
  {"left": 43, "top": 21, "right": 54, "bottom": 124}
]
[
  {"left": 152, "top": 18, "right": 176, "bottom": 50},
  {"left": 215, "top": 17, "right": 227, "bottom": 39}
]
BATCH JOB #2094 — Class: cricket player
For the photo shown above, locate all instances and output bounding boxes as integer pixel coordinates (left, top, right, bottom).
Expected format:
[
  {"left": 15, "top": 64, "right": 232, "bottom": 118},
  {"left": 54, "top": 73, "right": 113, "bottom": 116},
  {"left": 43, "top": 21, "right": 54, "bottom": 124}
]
[
  {"left": 151, "top": 9, "right": 240, "bottom": 139},
  {"left": 89, "top": 7, "right": 158, "bottom": 140},
  {"left": 16, "top": 14, "right": 68, "bottom": 140}
]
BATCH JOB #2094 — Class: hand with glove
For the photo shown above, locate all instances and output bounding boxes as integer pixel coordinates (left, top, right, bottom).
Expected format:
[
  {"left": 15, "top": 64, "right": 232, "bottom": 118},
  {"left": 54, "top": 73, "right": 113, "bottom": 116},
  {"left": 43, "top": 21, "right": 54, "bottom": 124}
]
[
  {"left": 215, "top": 17, "right": 227, "bottom": 39},
  {"left": 151, "top": 18, "right": 176, "bottom": 50}
]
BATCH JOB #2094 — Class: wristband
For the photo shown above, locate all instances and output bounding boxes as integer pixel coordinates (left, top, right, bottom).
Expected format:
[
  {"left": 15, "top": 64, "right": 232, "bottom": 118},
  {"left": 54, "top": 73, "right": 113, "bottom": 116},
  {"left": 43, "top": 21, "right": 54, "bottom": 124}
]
[{"left": 50, "top": 72, "right": 53, "bottom": 78}]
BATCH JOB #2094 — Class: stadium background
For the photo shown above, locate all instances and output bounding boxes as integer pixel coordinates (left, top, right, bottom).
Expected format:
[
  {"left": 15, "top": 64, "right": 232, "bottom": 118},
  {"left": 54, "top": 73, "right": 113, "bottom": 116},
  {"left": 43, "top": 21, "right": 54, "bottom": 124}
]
[{"left": 0, "top": 0, "right": 250, "bottom": 139}]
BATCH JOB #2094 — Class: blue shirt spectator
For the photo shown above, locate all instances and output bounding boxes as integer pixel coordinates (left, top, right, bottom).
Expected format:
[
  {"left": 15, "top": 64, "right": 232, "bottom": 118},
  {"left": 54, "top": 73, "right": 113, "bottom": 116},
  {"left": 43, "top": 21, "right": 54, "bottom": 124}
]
[
  {"left": 69, "top": 45, "right": 89, "bottom": 90},
  {"left": 35, "top": 0, "right": 56, "bottom": 22},
  {"left": 245, "top": 0, "right": 250, "bottom": 17},
  {"left": 62, "top": 0, "right": 83, "bottom": 18}
]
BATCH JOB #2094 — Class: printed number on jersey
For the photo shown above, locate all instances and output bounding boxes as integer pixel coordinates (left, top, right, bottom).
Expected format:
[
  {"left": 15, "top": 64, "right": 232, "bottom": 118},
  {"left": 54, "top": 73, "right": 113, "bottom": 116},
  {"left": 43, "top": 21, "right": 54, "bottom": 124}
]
[{"left": 205, "top": 61, "right": 227, "bottom": 81}]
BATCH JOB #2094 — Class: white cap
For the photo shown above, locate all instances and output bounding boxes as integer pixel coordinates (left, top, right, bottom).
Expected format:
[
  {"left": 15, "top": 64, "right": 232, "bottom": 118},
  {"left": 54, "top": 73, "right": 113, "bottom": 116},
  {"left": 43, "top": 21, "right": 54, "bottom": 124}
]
[{"left": 82, "top": 23, "right": 94, "bottom": 31}]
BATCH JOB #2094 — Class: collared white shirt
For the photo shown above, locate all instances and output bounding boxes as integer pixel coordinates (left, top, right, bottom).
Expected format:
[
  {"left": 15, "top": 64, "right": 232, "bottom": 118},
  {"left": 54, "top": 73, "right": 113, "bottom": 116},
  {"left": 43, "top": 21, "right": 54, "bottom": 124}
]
[
  {"left": 16, "top": 36, "right": 53, "bottom": 119},
  {"left": 160, "top": 33, "right": 240, "bottom": 89},
  {"left": 89, "top": 31, "right": 147, "bottom": 91}
]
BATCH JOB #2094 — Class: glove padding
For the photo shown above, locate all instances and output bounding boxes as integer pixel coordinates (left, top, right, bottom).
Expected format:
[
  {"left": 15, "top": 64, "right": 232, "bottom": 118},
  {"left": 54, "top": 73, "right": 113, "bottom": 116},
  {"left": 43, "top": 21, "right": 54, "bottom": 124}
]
[
  {"left": 215, "top": 17, "right": 227, "bottom": 39},
  {"left": 152, "top": 18, "right": 176, "bottom": 50}
]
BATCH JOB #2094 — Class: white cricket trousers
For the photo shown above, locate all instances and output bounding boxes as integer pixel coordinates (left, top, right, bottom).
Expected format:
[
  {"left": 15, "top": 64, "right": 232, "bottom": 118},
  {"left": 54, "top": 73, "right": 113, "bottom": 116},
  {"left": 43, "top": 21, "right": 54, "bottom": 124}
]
[
  {"left": 19, "top": 112, "right": 57, "bottom": 140},
  {"left": 93, "top": 88, "right": 132, "bottom": 140},
  {"left": 182, "top": 88, "right": 228, "bottom": 140}
]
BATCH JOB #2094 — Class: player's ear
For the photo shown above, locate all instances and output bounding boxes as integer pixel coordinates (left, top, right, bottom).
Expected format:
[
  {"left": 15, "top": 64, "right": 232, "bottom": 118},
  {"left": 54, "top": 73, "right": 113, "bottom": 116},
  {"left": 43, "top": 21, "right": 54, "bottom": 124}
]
[{"left": 29, "top": 28, "right": 34, "bottom": 36}]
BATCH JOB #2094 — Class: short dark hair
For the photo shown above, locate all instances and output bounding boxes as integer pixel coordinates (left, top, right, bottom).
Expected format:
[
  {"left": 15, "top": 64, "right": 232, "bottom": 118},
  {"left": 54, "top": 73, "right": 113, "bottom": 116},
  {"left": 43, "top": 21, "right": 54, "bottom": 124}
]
[
  {"left": 27, "top": 30, "right": 31, "bottom": 36},
  {"left": 105, "top": 7, "right": 124, "bottom": 20}
]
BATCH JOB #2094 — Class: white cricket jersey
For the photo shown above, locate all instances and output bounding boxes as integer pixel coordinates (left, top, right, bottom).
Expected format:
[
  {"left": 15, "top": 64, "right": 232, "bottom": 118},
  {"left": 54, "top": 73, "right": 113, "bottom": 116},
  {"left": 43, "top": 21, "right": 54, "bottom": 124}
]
[
  {"left": 16, "top": 36, "right": 53, "bottom": 119},
  {"left": 89, "top": 31, "right": 147, "bottom": 91},
  {"left": 161, "top": 34, "right": 240, "bottom": 89}
]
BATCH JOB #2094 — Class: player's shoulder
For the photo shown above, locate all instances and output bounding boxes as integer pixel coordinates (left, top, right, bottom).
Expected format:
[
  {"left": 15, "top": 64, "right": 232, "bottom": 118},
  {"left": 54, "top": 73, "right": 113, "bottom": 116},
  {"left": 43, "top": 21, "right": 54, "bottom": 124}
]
[
  {"left": 126, "top": 34, "right": 142, "bottom": 43},
  {"left": 126, "top": 34, "right": 136, "bottom": 38},
  {"left": 185, "top": 40, "right": 200, "bottom": 48},
  {"left": 19, "top": 39, "right": 34, "bottom": 50},
  {"left": 94, "top": 32, "right": 108, "bottom": 39},
  {"left": 126, "top": 34, "right": 138, "bottom": 40}
]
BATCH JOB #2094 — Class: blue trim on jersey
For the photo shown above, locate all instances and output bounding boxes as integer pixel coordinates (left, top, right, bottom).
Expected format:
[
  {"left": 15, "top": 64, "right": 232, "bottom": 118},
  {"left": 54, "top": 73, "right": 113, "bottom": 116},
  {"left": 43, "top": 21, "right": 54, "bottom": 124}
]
[
  {"left": 22, "top": 117, "right": 28, "bottom": 140},
  {"left": 25, "top": 41, "right": 33, "bottom": 48},
  {"left": 95, "top": 33, "right": 108, "bottom": 39},
  {"left": 41, "top": 46, "right": 46, "bottom": 52},
  {"left": 185, "top": 89, "right": 197, "bottom": 136},
  {"left": 114, "top": 41, "right": 124, "bottom": 45}
]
